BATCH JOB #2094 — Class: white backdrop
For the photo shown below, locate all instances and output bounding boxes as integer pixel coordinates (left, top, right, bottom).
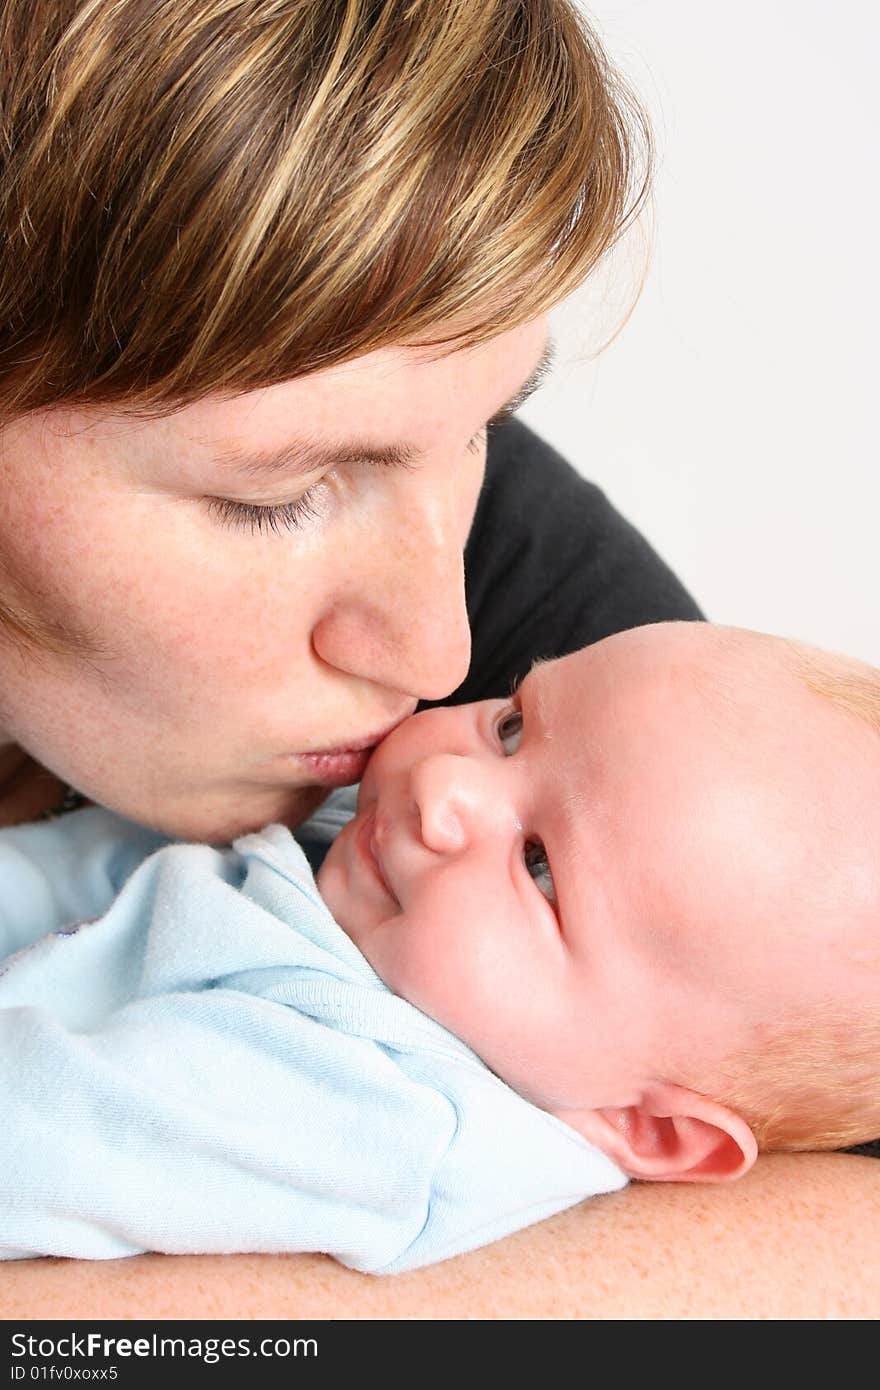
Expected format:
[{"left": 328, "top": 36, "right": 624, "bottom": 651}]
[{"left": 521, "top": 2, "right": 878, "bottom": 664}]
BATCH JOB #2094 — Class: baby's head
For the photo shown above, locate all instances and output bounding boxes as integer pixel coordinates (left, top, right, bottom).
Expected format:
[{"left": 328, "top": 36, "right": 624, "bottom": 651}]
[{"left": 318, "top": 622, "right": 880, "bottom": 1181}]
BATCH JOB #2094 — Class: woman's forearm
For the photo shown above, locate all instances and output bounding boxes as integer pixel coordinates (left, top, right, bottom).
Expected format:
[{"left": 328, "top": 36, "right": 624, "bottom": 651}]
[{"left": 3, "top": 1153, "right": 878, "bottom": 1320}]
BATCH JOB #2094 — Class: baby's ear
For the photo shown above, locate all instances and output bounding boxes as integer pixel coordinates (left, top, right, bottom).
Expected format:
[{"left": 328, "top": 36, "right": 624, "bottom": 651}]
[{"left": 552, "top": 1083, "right": 758, "bottom": 1183}]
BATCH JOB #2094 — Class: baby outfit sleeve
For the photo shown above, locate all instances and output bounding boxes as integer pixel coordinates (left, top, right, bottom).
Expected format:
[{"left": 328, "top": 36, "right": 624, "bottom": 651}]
[
  {"left": 0, "top": 822, "right": 625, "bottom": 1271},
  {"left": 0, "top": 807, "right": 169, "bottom": 960},
  {"left": 0, "top": 829, "right": 452, "bottom": 1268}
]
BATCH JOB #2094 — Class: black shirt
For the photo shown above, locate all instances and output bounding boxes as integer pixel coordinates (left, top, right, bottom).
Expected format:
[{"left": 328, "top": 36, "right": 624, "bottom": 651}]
[{"left": 423, "top": 415, "right": 703, "bottom": 710}]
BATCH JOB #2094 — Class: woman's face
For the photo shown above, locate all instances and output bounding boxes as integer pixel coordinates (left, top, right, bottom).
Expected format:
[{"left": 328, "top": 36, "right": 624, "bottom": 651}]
[{"left": 0, "top": 318, "right": 549, "bottom": 840}]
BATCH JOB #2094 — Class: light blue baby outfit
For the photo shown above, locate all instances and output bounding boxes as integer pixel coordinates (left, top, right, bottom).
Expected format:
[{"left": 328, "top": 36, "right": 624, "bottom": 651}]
[{"left": 0, "top": 795, "right": 625, "bottom": 1272}]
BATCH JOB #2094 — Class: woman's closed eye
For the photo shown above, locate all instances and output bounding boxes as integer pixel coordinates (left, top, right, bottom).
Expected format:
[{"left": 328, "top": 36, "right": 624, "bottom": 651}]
[
  {"left": 209, "top": 424, "right": 491, "bottom": 539},
  {"left": 205, "top": 487, "right": 325, "bottom": 535},
  {"left": 205, "top": 453, "right": 406, "bottom": 537}
]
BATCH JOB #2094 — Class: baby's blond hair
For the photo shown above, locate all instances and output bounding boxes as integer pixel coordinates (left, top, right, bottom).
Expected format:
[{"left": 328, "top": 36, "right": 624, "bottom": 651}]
[
  {"left": 792, "top": 643, "right": 880, "bottom": 738},
  {"left": 713, "top": 639, "right": 880, "bottom": 1152},
  {"left": 710, "top": 1007, "right": 880, "bottom": 1152}
]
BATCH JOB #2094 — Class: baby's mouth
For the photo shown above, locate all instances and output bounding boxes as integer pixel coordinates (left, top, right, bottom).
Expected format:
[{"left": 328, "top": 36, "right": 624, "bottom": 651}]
[
  {"left": 370, "top": 827, "right": 397, "bottom": 902},
  {"left": 357, "top": 810, "right": 399, "bottom": 904}
]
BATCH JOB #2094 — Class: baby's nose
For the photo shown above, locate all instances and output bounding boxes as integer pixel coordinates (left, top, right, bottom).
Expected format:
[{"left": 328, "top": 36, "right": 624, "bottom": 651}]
[{"left": 410, "top": 753, "right": 489, "bottom": 855}]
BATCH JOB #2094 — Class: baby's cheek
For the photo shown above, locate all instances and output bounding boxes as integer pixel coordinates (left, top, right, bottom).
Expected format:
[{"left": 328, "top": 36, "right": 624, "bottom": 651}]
[
  {"left": 315, "top": 841, "right": 361, "bottom": 937},
  {"left": 383, "top": 934, "right": 483, "bottom": 1045},
  {"left": 376, "top": 921, "right": 458, "bottom": 1018}
]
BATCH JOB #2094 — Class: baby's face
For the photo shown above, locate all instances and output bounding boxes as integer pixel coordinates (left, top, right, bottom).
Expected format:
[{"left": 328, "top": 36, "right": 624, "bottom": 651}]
[{"left": 318, "top": 622, "right": 879, "bottom": 1114}]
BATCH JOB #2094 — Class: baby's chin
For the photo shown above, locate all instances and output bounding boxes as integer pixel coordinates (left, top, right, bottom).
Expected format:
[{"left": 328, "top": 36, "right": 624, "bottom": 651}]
[
  {"left": 315, "top": 829, "right": 344, "bottom": 903},
  {"left": 315, "top": 820, "right": 366, "bottom": 942}
]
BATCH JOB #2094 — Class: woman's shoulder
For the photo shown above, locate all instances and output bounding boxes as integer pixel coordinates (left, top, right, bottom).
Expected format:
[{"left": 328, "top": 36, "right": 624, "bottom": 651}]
[{"left": 451, "top": 418, "right": 702, "bottom": 707}]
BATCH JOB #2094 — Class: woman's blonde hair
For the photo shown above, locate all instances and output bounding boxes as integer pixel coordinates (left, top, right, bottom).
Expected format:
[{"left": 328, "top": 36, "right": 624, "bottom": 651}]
[{"left": 0, "top": 0, "right": 650, "bottom": 424}]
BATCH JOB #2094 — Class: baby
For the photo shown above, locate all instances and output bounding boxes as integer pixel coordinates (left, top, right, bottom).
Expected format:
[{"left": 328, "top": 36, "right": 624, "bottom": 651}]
[
  {"left": 319, "top": 619, "right": 880, "bottom": 1169},
  {"left": 1, "top": 621, "right": 878, "bottom": 1271}
]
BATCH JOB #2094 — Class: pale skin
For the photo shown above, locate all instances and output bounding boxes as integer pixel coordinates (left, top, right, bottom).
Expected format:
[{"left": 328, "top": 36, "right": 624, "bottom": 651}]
[
  {"left": 0, "top": 318, "right": 549, "bottom": 840},
  {"left": 1, "top": 321, "right": 877, "bottom": 1317},
  {"left": 318, "top": 622, "right": 880, "bottom": 1181}
]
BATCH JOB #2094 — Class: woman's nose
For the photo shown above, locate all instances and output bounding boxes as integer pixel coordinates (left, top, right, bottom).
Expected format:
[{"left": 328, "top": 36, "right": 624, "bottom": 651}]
[
  {"left": 310, "top": 471, "right": 476, "bottom": 702},
  {"left": 410, "top": 753, "right": 498, "bottom": 855}
]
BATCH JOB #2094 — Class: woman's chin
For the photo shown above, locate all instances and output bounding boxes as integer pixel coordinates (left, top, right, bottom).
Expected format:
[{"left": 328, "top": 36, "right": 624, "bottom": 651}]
[{"left": 126, "top": 782, "right": 331, "bottom": 845}]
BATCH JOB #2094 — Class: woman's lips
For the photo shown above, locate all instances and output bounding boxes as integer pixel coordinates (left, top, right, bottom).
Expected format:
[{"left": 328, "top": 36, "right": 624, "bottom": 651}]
[
  {"left": 295, "top": 708, "right": 416, "bottom": 787},
  {"left": 299, "top": 747, "right": 374, "bottom": 786}
]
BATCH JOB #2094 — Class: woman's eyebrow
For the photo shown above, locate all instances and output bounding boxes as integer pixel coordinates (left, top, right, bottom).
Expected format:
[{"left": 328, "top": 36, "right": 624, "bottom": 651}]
[
  {"left": 211, "top": 433, "right": 420, "bottom": 480},
  {"left": 210, "top": 336, "right": 557, "bottom": 482}
]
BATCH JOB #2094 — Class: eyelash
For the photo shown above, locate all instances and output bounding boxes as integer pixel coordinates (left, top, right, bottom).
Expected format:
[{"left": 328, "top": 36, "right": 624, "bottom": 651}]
[
  {"left": 208, "top": 413, "right": 511, "bottom": 535},
  {"left": 524, "top": 839, "right": 556, "bottom": 908},
  {"left": 465, "top": 426, "right": 488, "bottom": 458},
  {"left": 494, "top": 687, "right": 557, "bottom": 911},
  {"left": 205, "top": 492, "right": 324, "bottom": 536},
  {"left": 467, "top": 404, "right": 515, "bottom": 457}
]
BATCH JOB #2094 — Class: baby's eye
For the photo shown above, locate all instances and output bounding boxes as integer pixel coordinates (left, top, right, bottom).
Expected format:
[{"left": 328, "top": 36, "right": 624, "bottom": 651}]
[
  {"left": 524, "top": 839, "right": 557, "bottom": 907},
  {"left": 496, "top": 707, "right": 523, "bottom": 756}
]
